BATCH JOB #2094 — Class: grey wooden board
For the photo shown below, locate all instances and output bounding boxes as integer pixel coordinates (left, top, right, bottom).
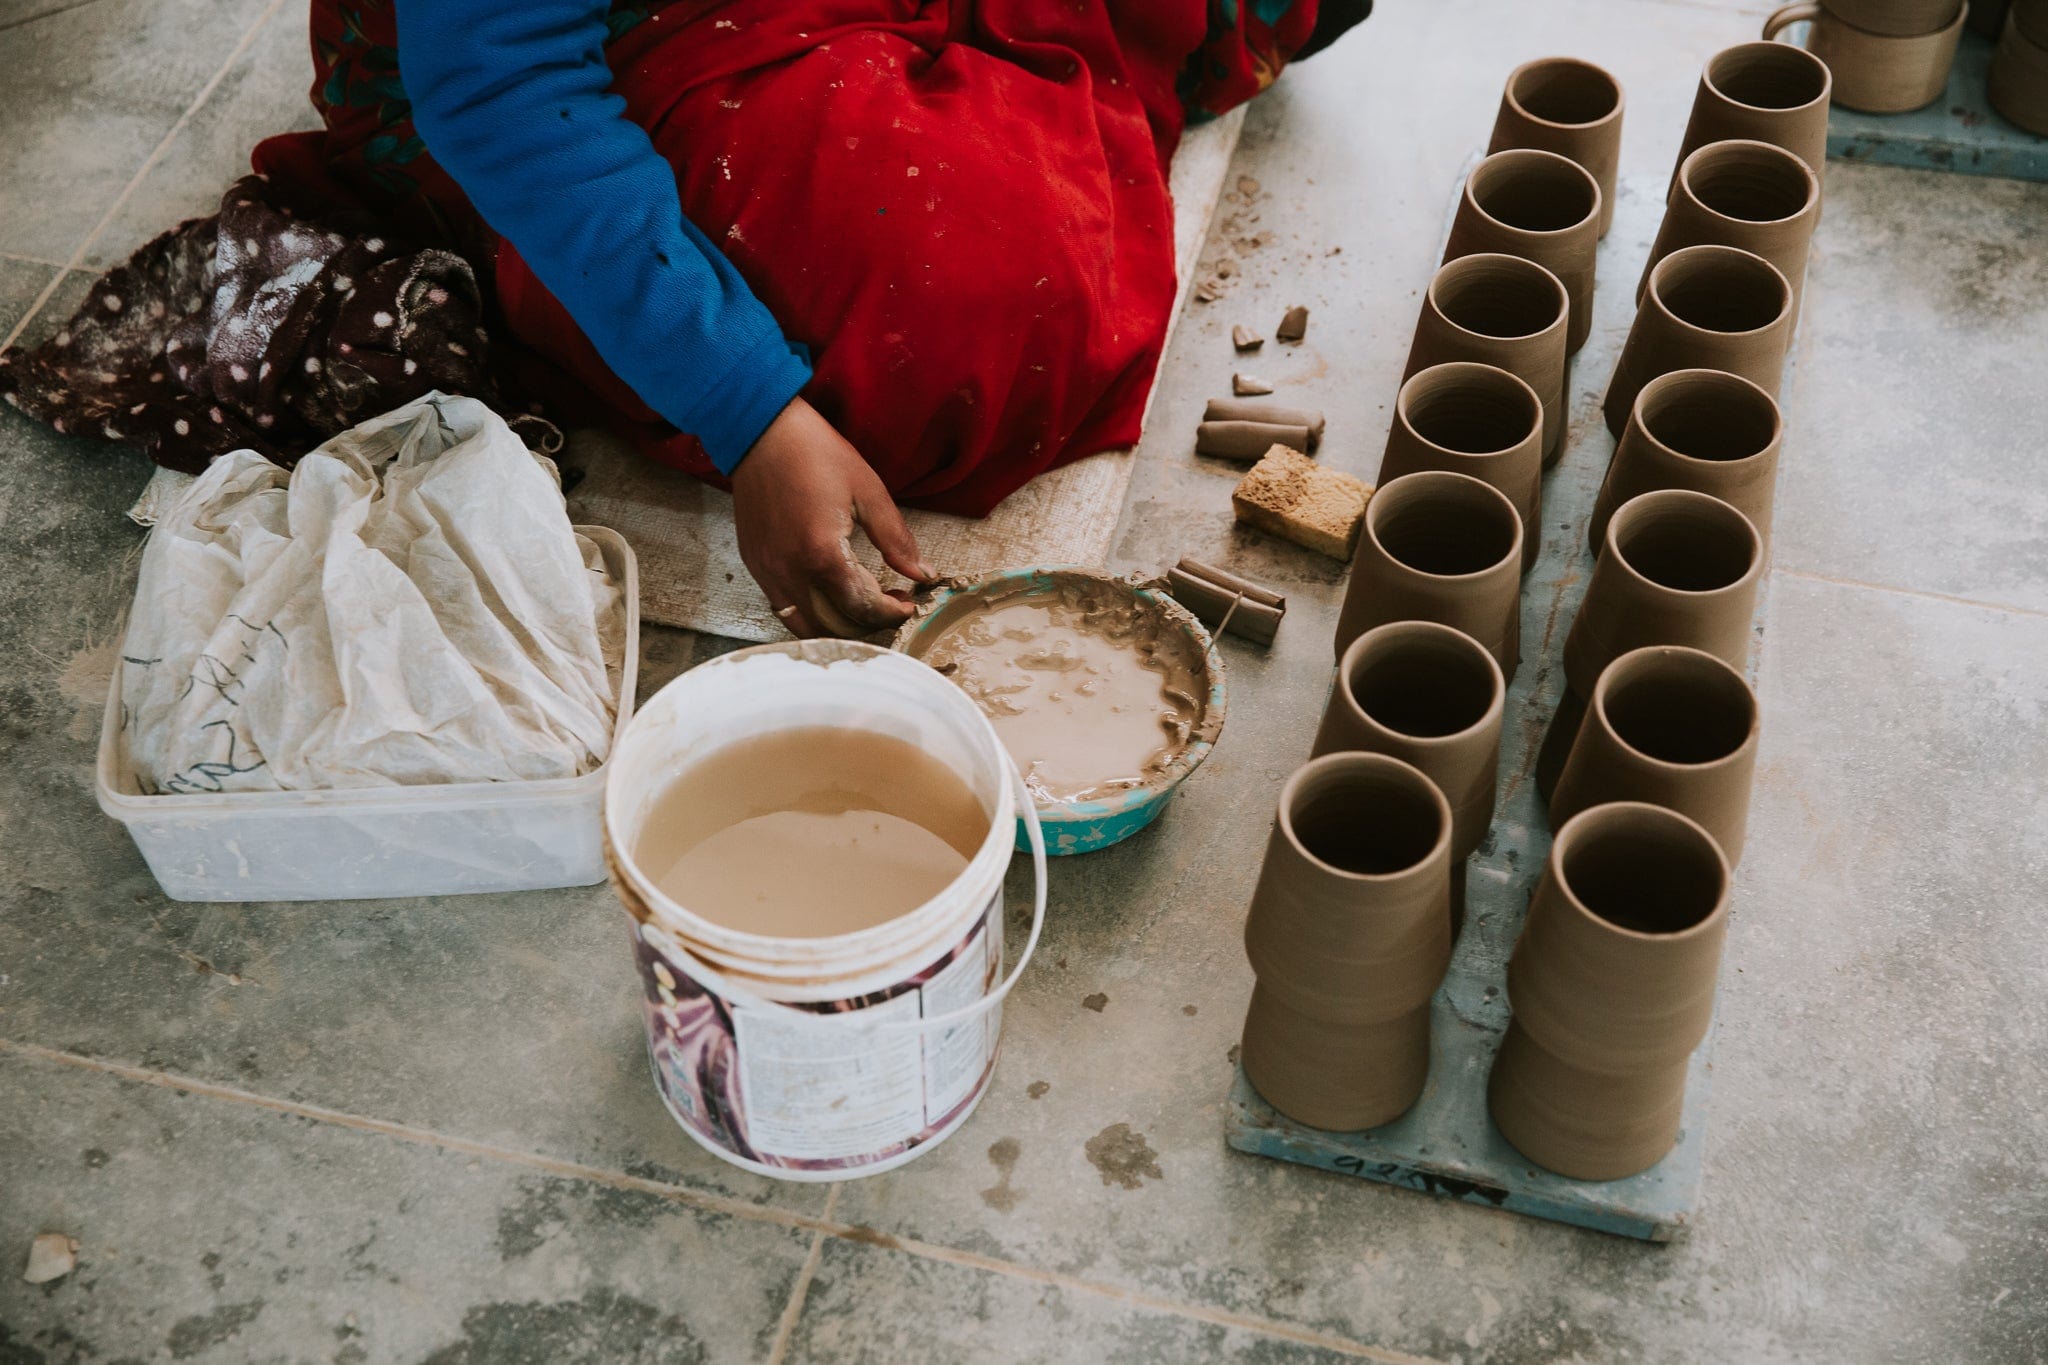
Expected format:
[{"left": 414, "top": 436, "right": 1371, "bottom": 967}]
[
  {"left": 1220, "top": 159, "right": 1782, "bottom": 1242},
  {"left": 1826, "top": 29, "right": 2048, "bottom": 182}
]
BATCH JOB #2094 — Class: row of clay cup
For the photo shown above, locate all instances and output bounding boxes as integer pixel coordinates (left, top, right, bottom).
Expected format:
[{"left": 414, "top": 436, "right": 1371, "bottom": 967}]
[{"left": 1239, "top": 743, "right": 1738, "bottom": 1180}]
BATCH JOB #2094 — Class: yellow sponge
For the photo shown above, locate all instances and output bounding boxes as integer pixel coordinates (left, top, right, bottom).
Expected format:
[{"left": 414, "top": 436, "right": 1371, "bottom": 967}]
[{"left": 1231, "top": 445, "right": 1371, "bottom": 561}]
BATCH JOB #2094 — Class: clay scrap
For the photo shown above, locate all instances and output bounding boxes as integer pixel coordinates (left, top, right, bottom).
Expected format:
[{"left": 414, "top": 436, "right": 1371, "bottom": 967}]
[
  {"left": 1233, "top": 374, "right": 1275, "bottom": 396},
  {"left": 1232, "top": 324, "right": 1265, "bottom": 352},
  {"left": 1232, "top": 446, "right": 1370, "bottom": 561},
  {"left": 1166, "top": 558, "right": 1287, "bottom": 646},
  {"left": 24, "top": 1234, "right": 77, "bottom": 1285},
  {"left": 1204, "top": 398, "right": 1326, "bottom": 450},
  {"left": 1197, "top": 420, "right": 1315, "bottom": 461},
  {"left": 1276, "top": 305, "right": 1310, "bottom": 342}
]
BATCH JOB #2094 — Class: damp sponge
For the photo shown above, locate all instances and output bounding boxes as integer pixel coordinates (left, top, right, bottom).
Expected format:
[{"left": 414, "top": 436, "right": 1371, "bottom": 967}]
[{"left": 1231, "top": 445, "right": 1371, "bottom": 561}]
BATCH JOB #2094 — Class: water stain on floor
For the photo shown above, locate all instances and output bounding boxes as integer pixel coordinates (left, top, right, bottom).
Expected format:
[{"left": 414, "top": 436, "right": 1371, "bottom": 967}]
[
  {"left": 980, "top": 1136, "right": 1023, "bottom": 1213},
  {"left": 1084, "top": 1123, "right": 1162, "bottom": 1191}
]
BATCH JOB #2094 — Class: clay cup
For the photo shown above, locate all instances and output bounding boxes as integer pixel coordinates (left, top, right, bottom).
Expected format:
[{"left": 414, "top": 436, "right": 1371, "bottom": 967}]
[
  {"left": 1673, "top": 41, "right": 1833, "bottom": 181},
  {"left": 1765, "top": 2, "right": 1968, "bottom": 113},
  {"left": 1823, "top": 0, "right": 1966, "bottom": 34},
  {"left": 1334, "top": 470, "right": 1525, "bottom": 682},
  {"left": 1549, "top": 646, "right": 1761, "bottom": 864},
  {"left": 1603, "top": 244, "right": 1793, "bottom": 438},
  {"left": 1488, "top": 58, "right": 1625, "bottom": 237},
  {"left": 1380, "top": 362, "right": 1545, "bottom": 572},
  {"left": 1443, "top": 149, "right": 1603, "bottom": 354},
  {"left": 1488, "top": 801, "right": 1731, "bottom": 1181},
  {"left": 1991, "top": 8, "right": 2048, "bottom": 134},
  {"left": 1640, "top": 139, "right": 1821, "bottom": 310},
  {"left": 1405, "top": 253, "right": 1571, "bottom": 468},
  {"left": 1313, "top": 622, "right": 1506, "bottom": 931},
  {"left": 1241, "top": 753, "right": 1455, "bottom": 1131},
  {"left": 1591, "top": 368, "right": 1784, "bottom": 551}
]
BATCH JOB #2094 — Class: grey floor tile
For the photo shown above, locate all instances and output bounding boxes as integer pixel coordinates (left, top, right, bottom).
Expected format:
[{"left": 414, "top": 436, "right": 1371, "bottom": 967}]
[
  {"left": 781, "top": 1239, "right": 1358, "bottom": 1365},
  {"left": 0, "top": 0, "right": 275, "bottom": 263},
  {"left": 0, "top": 257, "right": 62, "bottom": 341},
  {"left": 0, "top": 1049, "right": 812, "bottom": 1364},
  {"left": 87, "top": 2, "right": 321, "bottom": 269},
  {"left": 1773, "top": 162, "right": 2048, "bottom": 614}
]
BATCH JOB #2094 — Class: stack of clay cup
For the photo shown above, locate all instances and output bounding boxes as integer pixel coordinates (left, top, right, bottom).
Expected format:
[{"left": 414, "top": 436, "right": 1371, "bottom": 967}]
[
  {"left": 1761, "top": 0, "right": 1968, "bottom": 114},
  {"left": 1991, "top": 0, "right": 2048, "bottom": 134}
]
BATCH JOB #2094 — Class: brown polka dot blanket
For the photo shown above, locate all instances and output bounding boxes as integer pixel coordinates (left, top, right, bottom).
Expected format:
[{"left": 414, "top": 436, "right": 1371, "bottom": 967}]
[{"left": 0, "top": 175, "right": 528, "bottom": 472}]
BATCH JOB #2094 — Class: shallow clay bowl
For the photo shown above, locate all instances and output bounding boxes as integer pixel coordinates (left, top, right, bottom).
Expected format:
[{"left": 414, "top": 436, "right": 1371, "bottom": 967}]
[{"left": 893, "top": 566, "right": 1228, "bottom": 855}]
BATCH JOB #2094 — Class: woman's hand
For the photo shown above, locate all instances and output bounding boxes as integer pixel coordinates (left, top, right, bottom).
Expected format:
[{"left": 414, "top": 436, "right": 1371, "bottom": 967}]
[{"left": 730, "top": 397, "right": 934, "bottom": 637}]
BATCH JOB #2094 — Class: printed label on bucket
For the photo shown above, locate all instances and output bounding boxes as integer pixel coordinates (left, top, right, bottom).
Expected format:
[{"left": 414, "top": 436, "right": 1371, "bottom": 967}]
[{"left": 633, "top": 893, "right": 1004, "bottom": 1173}]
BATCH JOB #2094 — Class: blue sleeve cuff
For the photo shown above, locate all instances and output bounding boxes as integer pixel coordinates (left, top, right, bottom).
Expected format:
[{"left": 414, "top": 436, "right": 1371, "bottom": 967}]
[{"left": 683, "top": 330, "right": 813, "bottom": 476}]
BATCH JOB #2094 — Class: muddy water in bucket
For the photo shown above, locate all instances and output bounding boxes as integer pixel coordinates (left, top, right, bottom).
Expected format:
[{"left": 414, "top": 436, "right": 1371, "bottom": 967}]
[
  {"left": 637, "top": 728, "right": 985, "bottom": 938},
  {"left": 605, "top": 641, "right": 1046, "bottom": 1180}
]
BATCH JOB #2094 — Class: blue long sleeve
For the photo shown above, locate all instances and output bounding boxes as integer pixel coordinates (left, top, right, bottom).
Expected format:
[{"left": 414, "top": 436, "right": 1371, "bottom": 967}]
[{"left": 395, "top": 0, "right": 810, "bottom": 472}]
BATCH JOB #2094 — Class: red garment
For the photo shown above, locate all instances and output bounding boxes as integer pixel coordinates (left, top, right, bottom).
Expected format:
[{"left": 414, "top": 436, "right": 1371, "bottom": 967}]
[{"left": 260, "top": 2, "right": 1317, "bottom": 517}]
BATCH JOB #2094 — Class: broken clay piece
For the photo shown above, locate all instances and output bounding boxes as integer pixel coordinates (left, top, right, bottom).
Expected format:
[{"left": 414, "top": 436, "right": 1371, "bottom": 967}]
[
  {"left": 1232, "top": 373, "right": 1274, "bottom": 397},
  {"left": 1204, "top": 398, "right": 1325, "bottom": 450},
  {"left": 24, "top": 1234, "right": 78, "bottom": 1285},
  {"left": 1231, "top": 446, "right": 1370, "bottom": 562},
  {"left": 1276, "top": 305, "right": 1310, "bottom": 342},
  {"left": 1165, "top": 559, "right": 1286, "bottom": 647},
  {"left": 1197, "top": 420, "right": 1314, "bottom": 461},
  {"left": 1232, "top": 324, "right": 1265, "bottom": 352}
]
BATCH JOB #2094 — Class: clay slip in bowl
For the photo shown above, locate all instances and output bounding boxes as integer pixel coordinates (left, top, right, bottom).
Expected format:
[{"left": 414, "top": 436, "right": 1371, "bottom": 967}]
[{"left": 894, "top": 566, "right": 1226, "bottom": 856}]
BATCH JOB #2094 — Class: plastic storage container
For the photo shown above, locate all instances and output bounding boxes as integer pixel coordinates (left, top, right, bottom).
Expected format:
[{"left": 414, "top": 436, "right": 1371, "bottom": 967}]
[{"left": 96, "top": 527, "right": 640, "bottom": 903}]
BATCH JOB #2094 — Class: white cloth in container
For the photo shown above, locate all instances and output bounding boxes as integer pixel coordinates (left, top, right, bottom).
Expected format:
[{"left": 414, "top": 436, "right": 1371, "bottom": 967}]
[{"left": 121, "top": 392, "right": 623, "bottom": 793}]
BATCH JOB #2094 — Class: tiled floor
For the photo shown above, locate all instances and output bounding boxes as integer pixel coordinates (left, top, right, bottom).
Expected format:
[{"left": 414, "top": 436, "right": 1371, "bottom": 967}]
[{"left": 3, "top": 1, "right": 2045, "bottom": 1362}]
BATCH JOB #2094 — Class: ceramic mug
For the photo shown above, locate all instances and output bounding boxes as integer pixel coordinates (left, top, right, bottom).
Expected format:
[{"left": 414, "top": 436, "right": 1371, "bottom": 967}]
[
  {"left": 1991, "top": 8, "right": 2048, "bottom": 133},
  {"left": 1764, "top": 1, "right": 1969, "bottom": 112},
  {"left": 1821, "top": 0, "right": 1962, "bottom": 35}
]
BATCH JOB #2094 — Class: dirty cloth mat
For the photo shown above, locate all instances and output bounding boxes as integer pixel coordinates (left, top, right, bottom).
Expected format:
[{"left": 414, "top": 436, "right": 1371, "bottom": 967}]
[{"left": 567, "top": 108, "right": 1245, "bottom": 642}]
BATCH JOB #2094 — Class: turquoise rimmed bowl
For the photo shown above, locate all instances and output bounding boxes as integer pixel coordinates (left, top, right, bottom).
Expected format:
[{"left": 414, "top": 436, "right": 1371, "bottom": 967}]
[{"left": 893, "top": 567, "right": 1227, "bottom": 856}]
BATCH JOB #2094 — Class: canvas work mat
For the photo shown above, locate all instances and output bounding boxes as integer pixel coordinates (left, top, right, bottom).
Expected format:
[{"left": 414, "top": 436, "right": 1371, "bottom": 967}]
[{"left": 566, "top": 107, "right": 1247, "bottom": 642}]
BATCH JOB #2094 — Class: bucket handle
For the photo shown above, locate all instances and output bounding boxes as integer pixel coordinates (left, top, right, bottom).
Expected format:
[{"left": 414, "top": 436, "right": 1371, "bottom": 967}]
[{"left": 652, "top": 754, "right": 1048, "bottom": 1035}]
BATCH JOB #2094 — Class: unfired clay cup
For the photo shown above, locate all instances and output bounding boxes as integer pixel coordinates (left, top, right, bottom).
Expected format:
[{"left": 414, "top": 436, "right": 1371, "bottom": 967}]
[
  {"left": 1567, "top": 489, "right": 1764, "bottom": 695},
  {"left": 1241, "top": 753, "right": 1454, "bottom": 1131},
  {"left": 1673, "top": 41, "right": 1834, "bottom": 181},
  {"left": 1549, "top": 646, "right": 1760, "bottom": 864},
  {"left": 1603, "top": 244, "right": 1793, "bottom": 438},
  {"left": 1488, "top": 58, "right": 1625, "bottom": 238},
  {"left": 1640, "top": 139, "right": 1821, "bottom": 310},
  {"left": 1404, "top": 253, "right": 1571, "bottom": 468},
  {"left": 1379, "top": 362, "right": 1545, "bottom": 572},
  {"left": 1333, "top": 470, "right": 1525, "bottom": 683},
  {"left": 1443, "top": 149, "right": 1603, "bottom": 355},
  {"left": 1824, "top": 0, "right": 1964, "bottom": 34},
  {"left": 1765, "top": 2, "right": 1968, "bottom": 113},
  {"left": 1991, "top": 8, "right": 2048, "bottom": 133},
  {"left": 1313, "top": 621, "right": 1505, "bottom": 933},
  {"left": 1488, "top": 801, "right": 1731, "bottom": 1181},
  {"left": 1591, "top": 368, "right": 1784, "bottom": 551},
  {"left": 1535, "top": 489, "right": 1763, "bottom": 801}
]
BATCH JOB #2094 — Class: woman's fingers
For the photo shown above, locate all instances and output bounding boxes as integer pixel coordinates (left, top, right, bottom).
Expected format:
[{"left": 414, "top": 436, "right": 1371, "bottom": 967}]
[
  {"left": 810, "top": 536, "right": 913, "bottom": 636},
  {"left": 853, "top": 478, "right": 934, "bottom": 585}
]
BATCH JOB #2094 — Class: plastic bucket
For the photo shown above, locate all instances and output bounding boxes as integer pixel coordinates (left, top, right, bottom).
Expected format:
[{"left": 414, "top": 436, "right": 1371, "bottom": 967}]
[{"left": 604, "top": 640, "right": 1046, "bottom": 1180}]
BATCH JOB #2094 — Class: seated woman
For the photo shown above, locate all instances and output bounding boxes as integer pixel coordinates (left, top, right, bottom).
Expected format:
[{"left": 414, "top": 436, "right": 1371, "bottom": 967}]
[{"left": 1, "top": 1, "right": 1364, "bottom": 635}]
